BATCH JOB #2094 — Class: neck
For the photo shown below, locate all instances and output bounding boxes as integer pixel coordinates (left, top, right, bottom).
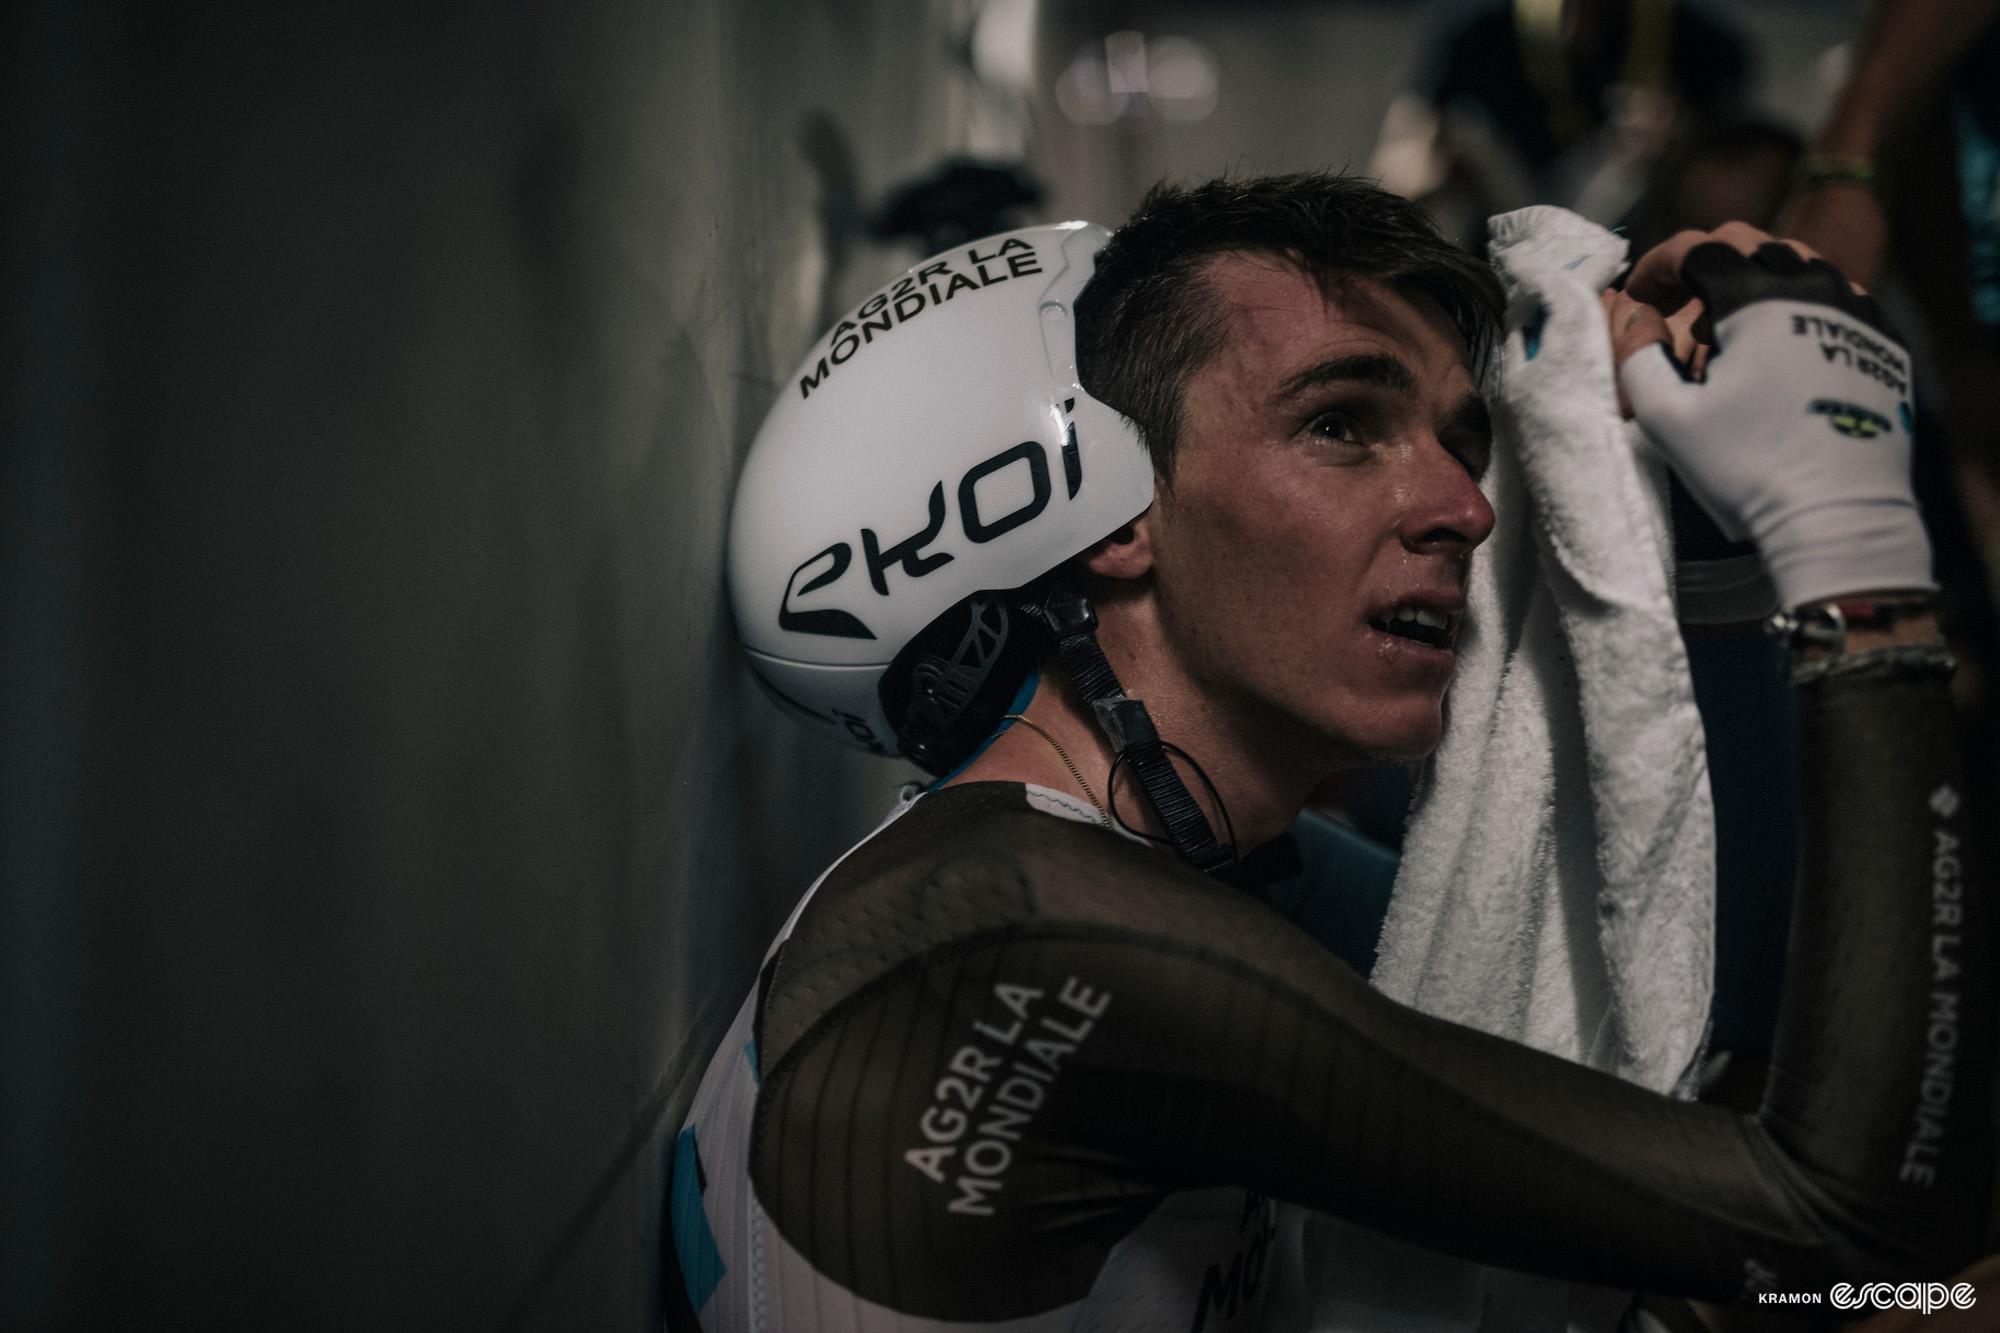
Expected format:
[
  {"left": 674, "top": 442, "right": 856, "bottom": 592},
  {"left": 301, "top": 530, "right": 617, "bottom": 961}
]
[{"left": 947, "top": 598, "right": 1318, "bottom": 854}]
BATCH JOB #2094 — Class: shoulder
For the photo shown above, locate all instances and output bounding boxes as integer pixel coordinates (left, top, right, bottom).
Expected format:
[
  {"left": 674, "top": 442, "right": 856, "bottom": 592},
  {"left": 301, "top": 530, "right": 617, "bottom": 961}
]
[
  {"left": 743, "top": 785, "right": 1339, "bottom": 1326},
  {"left": 758, "top": 782, "right": 1189, "bottom": 1065},
  {"left": 759, "top": 783, "right": 1340, "bottom": 1072}
]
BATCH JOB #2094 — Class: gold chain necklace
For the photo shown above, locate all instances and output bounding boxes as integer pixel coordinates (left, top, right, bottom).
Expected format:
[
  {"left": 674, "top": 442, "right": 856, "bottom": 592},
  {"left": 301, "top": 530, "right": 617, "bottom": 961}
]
[{"left": 1003, "top": 714, "right": 1108, "bottom": 822}]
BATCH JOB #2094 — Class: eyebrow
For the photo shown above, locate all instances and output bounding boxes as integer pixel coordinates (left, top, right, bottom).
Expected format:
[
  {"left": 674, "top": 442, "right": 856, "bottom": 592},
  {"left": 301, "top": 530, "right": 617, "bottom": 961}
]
[{"left": 1273, "top": 353, "right": 1418, "bottom": 401}]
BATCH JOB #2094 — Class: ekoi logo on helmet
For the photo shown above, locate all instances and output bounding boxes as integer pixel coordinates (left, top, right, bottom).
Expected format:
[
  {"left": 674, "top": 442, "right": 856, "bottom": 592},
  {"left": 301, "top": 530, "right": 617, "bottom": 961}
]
[{"left": 779, "top": 426, "right": 1084, "bottom": 640}]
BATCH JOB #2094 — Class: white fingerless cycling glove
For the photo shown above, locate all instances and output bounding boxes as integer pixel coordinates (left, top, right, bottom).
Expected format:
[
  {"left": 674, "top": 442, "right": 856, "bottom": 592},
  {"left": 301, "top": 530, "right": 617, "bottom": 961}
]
[{"left": 1619, "top": 242, "right": 1935, "bottom": 610}]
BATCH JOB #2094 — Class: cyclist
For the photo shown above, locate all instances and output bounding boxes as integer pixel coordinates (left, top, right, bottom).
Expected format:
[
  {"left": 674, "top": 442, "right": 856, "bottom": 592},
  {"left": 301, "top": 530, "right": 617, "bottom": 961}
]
[{"left": 671, "top": 175, "right": 1989, "bottom": 1332}]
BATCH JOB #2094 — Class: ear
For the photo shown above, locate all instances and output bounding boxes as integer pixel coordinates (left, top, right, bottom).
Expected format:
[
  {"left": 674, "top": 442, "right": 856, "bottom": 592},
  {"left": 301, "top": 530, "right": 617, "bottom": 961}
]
[{"left": 1082, "top": 505, "right": 1156, "bottom": 580}]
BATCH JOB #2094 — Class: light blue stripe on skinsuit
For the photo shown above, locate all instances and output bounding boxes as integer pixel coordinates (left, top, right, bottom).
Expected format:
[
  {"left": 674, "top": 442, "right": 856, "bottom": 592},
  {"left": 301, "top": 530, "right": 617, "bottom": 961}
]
[
  {"left": 927, "top": 665, "right": 1040, "bottom": 789},
  {"left": 671, "top": 1126, "right": 727, "bottom": 1312}
]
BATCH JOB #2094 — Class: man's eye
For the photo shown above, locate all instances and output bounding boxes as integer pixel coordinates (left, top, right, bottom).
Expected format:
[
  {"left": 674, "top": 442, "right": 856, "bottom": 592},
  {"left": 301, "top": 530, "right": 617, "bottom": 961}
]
[
  {"left": 1310, "top": 412, "right": 1361, "bottom": 444},
  {"left": 1446, "top": 431, "right": 1493, "bottom": 481}
]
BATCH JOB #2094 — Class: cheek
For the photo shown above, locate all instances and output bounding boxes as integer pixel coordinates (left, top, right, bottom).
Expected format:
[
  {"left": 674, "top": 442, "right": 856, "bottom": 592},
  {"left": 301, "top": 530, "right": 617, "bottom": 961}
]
[{"left": 1155, "top": 466, "right": 1375, "bottom": 652}]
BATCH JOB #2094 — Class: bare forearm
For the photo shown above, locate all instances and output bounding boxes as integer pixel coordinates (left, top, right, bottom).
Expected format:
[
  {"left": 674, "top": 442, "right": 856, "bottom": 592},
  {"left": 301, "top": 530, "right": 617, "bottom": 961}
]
[{"left": 1818, "top": 0, "right": 1999, "bottom": 156}]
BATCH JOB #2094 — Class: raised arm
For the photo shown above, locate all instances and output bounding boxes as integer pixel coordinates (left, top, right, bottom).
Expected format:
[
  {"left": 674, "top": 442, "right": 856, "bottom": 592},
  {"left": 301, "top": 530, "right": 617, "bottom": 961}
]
[
  {"left": 1782, "top": 0, "right": 1998, "bottom": 286},
  {"left": 754, "top": 719, "right": 1985, "bottom": 1313}
]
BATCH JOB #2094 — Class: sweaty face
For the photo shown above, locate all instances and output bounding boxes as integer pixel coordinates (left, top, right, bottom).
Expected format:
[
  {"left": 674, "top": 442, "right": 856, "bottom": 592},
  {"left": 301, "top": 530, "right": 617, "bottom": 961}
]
[{"left": 1147, "top": 256, "right": 1495, "bottom": 773}]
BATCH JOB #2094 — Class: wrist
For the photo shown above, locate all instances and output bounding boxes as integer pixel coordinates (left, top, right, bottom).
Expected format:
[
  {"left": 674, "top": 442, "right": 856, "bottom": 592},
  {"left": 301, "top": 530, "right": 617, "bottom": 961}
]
[
  {"left": 1772, "top": 593, "right": 1940, "bottom": 663},
  {"left": 1809, "top": 597, "right": 1938, "bottom": 657},
  {"left": 1796, "top": 153, "right": 1887, "bottom": 202}
]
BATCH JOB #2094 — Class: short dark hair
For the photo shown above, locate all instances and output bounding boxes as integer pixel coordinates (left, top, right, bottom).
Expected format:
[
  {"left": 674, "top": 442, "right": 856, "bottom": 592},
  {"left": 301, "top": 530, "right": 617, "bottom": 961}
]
[{"left": 1074, "top": 173, "right": 1504, "bottom": 480}]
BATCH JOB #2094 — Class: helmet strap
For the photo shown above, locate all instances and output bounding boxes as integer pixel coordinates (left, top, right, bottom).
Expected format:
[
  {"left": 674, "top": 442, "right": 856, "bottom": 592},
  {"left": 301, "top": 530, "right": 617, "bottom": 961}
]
[{"left": 1020, "top": 580, "right": 1236, "bottom": 873}]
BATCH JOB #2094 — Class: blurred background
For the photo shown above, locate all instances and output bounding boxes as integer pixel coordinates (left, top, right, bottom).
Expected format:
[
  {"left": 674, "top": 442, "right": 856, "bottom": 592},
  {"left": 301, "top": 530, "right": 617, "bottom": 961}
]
[{"left": 5, "top": 0, "right": 1994, "bottom": 1327}]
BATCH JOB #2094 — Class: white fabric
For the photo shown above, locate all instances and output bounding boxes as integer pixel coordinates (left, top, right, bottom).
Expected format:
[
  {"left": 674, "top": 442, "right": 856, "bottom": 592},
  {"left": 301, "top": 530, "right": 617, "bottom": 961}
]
[
  {"left": 1621, "top": 300, "right": 1932, "bottom": 609},
  {"left": 1272, "top": 205, "right": 1717, "bottom": 1333},
  {"left": 1378, "top": 203, "right": 1714, "bottom": 1091}
]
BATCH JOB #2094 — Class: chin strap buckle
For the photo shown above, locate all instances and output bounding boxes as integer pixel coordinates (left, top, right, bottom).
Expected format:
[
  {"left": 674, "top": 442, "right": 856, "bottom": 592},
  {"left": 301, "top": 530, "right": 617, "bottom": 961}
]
[
  {"left": 1090, "top": 697, "right": 1156, "bottom": 752},
  {"left": 1018, "top": 580, "right": 1235, "bottom": 874}
]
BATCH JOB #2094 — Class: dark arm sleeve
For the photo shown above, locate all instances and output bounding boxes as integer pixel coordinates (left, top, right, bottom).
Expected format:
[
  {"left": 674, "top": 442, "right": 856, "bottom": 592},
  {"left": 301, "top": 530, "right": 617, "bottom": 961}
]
[{"left": 753, "top": 665, "right": 1990, "bottom": 1318}]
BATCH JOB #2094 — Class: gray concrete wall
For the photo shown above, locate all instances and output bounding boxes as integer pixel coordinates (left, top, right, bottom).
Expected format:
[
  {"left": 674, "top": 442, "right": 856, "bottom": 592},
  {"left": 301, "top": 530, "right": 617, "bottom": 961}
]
[{"left": 2, "top": 3, "right": 945, "bottom": 1327}]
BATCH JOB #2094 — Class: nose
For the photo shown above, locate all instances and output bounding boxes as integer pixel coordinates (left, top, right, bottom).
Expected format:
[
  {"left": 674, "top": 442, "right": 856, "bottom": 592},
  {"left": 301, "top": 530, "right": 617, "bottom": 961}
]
[{"left": 1399, "top": 438, "right": 1495, "bottom": 556}]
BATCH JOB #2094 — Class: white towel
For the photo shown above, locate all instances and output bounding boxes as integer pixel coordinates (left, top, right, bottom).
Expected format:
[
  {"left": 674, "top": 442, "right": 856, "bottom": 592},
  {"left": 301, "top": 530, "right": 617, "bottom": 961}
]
[
  {"left": 1373, "top": 204, "right": 1714, "bottom": 1093},
  {"left": 1267, "top": 205, "right": 1716, "bottom": 1333}
]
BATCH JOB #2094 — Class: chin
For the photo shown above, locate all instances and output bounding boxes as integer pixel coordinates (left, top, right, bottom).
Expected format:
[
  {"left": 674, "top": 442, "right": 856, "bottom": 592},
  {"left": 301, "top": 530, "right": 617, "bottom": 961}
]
[
  {"left": 1365, "top": 728, "right": 1442, "bottom": 766},
  {"left": 1307, "top": 695, "right": 1445, "bottom": 768}
]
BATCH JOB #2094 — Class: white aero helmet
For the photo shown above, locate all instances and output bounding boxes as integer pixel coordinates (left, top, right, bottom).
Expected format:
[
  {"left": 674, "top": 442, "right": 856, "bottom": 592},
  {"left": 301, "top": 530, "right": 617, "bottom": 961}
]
[{"left": 728, "top": 222, "right": 1154, "bottom": 770}]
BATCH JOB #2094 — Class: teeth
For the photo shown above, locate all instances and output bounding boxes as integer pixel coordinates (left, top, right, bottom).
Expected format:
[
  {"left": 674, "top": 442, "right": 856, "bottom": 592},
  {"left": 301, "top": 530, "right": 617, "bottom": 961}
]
[{"left": 1389, "top": 605, "right": 1449, "bottom": 630}]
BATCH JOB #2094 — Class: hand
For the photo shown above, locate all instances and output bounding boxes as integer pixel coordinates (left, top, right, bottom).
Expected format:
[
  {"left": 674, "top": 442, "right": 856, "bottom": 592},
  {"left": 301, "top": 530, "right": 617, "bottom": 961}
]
[
  {"left": 1613, "top": 224, "right": 1934, "bottom": 610},
  {"left": 1622, "top": 221, "right": 1857, "bottom": 326},
  {"left": 1601, "top": 287, "right": 1707, "bottom": 415}
]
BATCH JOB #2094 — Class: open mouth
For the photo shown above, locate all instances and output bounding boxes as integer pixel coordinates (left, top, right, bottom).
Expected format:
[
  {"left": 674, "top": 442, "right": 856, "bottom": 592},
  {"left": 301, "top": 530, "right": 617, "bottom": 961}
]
[{"left": 1368, "top": 605, "right": 1455, "bottom": 650}]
